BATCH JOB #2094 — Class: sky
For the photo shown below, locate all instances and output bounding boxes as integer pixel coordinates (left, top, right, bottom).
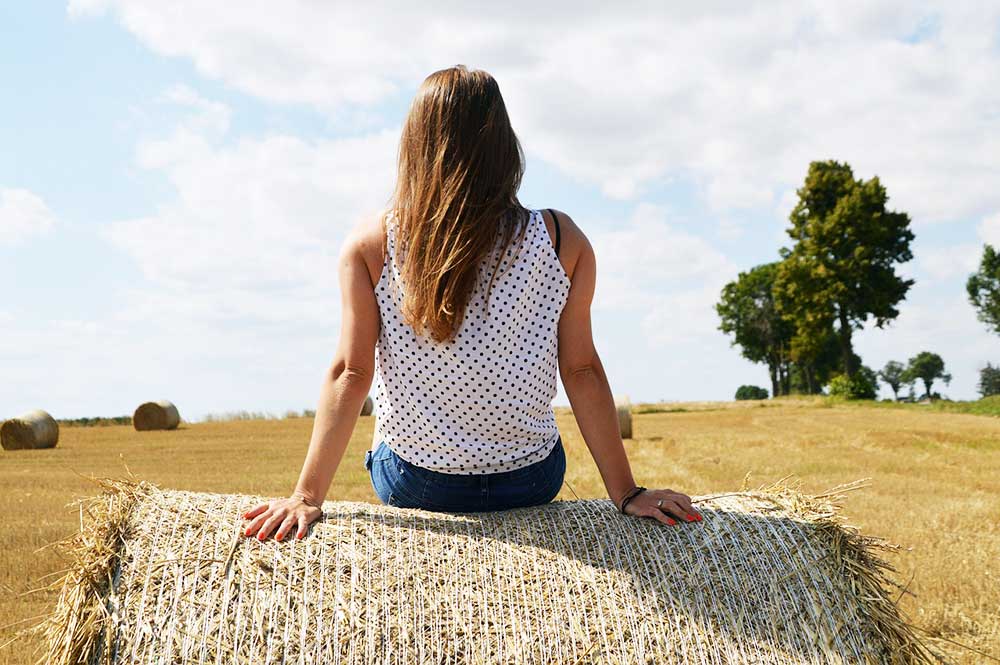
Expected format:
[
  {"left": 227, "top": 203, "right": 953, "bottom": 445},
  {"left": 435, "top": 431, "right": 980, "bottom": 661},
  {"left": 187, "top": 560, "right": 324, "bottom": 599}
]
[{"left": 2, "top": 2, "right": 999, "bottom": 421}]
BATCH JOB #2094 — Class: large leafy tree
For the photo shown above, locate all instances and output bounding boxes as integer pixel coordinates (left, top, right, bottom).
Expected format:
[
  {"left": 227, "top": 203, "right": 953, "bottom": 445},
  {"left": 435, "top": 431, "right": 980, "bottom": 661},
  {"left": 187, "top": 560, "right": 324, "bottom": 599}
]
[
  {"left": 966, "top": 244, "right": 1000, "bottom": 335},
  {"left": 979, "top": 363, "right": 1000, "bottom": 398},
  {"left": 716, "top": 262, "right": 794, "bottom": 397},
  {"left": 877, "top": 360, "right": 909, "bottom": 401},
  {"left": 774, "top": 160, "right": 915, "bottom": 378},
  {"left": 788, "top": 327, "right": 858, "bottom": 395},
  {"left": 904, "top": 352, "right": 951, "bottom": 399}
]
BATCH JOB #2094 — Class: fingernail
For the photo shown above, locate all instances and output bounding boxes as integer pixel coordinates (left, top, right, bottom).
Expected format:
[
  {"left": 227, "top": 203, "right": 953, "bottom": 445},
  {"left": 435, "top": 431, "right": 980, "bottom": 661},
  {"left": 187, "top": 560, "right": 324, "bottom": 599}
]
[
  {"left": 686, "top": 515, "right": 696, "bottom": 522},
  {"left": 697, "top": 515, "right": 703, "bottom": 521},
  {"left": 667, "top": 518, "right": 676, "bottom": 526}
]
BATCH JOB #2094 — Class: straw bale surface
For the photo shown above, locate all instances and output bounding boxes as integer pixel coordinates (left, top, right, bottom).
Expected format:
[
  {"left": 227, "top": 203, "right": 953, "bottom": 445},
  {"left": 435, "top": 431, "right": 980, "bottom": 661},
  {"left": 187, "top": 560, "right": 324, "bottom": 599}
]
[
  {"left": 132, "top": 400, "right": 181, "bottom": 431},
  {"left": 37, "top": 479, "right": 932, "bottom": 664},
  {"left": 1, "top": 409, "right": 59, "bottom": 450}
]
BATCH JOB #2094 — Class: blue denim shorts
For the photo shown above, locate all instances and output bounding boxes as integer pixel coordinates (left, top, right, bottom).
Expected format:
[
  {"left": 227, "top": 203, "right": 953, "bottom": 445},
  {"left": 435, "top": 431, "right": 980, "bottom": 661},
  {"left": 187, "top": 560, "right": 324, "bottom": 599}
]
[{"left": 364, "top": 436, "right": 566, "bottom": 512}]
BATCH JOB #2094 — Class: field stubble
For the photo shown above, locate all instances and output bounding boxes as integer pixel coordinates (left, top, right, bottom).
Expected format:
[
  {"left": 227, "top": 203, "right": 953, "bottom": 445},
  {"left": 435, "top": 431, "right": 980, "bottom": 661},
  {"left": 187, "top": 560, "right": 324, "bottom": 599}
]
[{"left": 1, "top": 402, "right": 998, "bottom": 663}]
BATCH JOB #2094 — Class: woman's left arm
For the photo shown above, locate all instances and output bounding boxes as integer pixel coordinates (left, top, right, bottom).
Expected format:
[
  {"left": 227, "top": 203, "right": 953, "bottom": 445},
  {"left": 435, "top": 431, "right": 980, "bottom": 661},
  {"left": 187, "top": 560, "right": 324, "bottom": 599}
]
[{"left": 243, "top": 221, "right": 381, "bottom": 541}]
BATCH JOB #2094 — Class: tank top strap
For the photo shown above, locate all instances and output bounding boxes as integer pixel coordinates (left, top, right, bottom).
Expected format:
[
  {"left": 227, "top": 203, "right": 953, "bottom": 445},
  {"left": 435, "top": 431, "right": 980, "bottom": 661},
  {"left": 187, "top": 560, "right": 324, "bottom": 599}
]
[
  {"left": 538, "top": 208, "right": 560, "bottom": 256},
  {"left": 552, "top": 210, "right": 561, "bottom": 256}
]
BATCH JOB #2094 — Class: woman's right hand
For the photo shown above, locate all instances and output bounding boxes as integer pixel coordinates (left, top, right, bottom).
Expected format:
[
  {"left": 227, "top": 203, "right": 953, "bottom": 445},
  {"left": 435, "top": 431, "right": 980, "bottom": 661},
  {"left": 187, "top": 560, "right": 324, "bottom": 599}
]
[{"left": 622, "top": 488, "right": 702, "bottom": 526}]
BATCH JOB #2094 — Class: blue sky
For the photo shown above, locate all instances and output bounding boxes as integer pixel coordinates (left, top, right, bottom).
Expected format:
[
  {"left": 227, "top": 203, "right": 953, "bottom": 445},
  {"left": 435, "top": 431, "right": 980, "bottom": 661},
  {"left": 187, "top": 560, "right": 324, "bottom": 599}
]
[{"left": 3, "top": 3, "right": 999, "bottom": 420}]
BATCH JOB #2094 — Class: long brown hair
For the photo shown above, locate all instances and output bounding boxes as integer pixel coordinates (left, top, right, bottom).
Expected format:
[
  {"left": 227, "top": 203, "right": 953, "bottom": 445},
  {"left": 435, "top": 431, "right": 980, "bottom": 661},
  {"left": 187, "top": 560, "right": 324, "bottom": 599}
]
[{"left": 387, "top": 65, "right": 531, "bottom": 343}]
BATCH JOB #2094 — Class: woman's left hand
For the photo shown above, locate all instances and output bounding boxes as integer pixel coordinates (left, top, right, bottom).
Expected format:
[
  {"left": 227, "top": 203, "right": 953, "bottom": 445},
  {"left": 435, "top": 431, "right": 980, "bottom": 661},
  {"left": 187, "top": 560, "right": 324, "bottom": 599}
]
[{"left": 242, "top": 495, "right": 323, "bottom": 541}]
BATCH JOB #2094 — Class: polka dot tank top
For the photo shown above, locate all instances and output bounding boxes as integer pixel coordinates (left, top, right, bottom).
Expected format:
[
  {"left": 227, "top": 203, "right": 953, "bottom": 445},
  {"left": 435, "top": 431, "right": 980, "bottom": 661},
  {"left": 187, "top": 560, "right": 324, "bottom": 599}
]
[{"left": 371, "top": 208, "right": 572, "bottom": 474}]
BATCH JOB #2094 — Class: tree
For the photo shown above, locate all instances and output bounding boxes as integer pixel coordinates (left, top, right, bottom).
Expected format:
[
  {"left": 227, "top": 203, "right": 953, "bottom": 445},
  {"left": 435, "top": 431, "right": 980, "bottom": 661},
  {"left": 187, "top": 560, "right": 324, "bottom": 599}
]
[
  {"left": 775, "top": 250, "right": 840, "bottom": 392},
  {"left": 788, "top": 328, "right": 861, "bottom": 394},
  {"left": 716, "top": 262, "right": 794, "bottom": 397},
  {"left": 979, "top": 363, "right": 1000, "bottom": 398},
  {"left": 877, "top": 360, "right": 909, "bottom": 401},
  {"left": 774, "top": 160, "right": 915, "bottom": 379},
  {"left": 904, "top": 352, "right": 952, "bottom": 399},
  {"left": 855, "top": 365, "right": 879, "bottom": 399},
  {"left": 735, "top": 385, "right": 769, "bottom": 400},
  {"left": 967, "top": 244, "right": 1000, "bottom": 335},
  {"left": 827, "top": 365, "right": 878, "bottom": 400}
]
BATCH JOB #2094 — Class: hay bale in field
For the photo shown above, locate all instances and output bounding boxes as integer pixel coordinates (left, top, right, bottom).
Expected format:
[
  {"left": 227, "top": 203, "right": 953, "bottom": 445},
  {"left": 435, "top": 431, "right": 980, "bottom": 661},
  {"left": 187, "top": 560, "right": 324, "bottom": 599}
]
[
  {"left": 615, "top": 394, "right": 632, "bottom": 439},
  {"left": 0, "top": 409, "right": 59, "bottom": 450},
  {"left": 33, "top": 479, "right": 934, "bottom": 664},
  {"left": 360, "top": 394, "right": 374, "bottom": 416},
  {"left": 616, "top": 404, "right": 632, "bottom": 438},
  {"left": 132, "top": 400, "right": 180, "bottom": 431}
]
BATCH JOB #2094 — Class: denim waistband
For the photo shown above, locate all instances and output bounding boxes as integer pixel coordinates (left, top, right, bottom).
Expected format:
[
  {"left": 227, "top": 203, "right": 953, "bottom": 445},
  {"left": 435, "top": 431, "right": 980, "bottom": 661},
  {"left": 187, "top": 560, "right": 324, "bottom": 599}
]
[{"left": 365, "top": 436, "right": 562, "bottom": 486}]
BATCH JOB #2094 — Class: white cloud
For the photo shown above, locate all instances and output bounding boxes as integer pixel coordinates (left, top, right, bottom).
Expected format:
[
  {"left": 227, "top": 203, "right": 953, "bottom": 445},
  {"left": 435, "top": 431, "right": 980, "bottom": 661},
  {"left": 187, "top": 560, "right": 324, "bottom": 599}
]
[
  {"left": 921, "top": 211, "right": 1000, "bottom": 280},
  {"left": 5, "top": 87, "right": 406, "bottom": 419},
  {"left": 0, "top": 188, "right": 55, "bottom": 245},
  {"left": 593, "top": 204, "right": 732, "bottom": 287},
  {"left": 977, "top": 212, "right": 1000, "bottom": 247},
  {"left": 102, "top": 90, "right": 399, "bottom": 327},
  {"left": 641, "top": 284, "right": 734, "bottom": 348},
  {"left": 588, "top": 203, "right": 737, "bottom": 350},
  {"left": 715, "top": 217, "right": 745, "bottom": 241},
  {"left": 158, "top": 83, "right": 231, "bottom": 135},
  {"left": 918, "top": 243, "right": 980, "bottom": 279},
  {"left": 68, "top": 2, "right": 1000, "bottom": 224}
]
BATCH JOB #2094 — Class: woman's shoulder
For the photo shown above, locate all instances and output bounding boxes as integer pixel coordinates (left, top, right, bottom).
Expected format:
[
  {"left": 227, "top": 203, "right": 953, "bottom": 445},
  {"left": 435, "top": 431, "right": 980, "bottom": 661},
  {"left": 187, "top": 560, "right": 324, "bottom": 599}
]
[
  {"left": 343, "top": 209, "right": 392, "bottom": 288},
  {"left": 539, "top": 208, "right": 593, "bottom": 282}
]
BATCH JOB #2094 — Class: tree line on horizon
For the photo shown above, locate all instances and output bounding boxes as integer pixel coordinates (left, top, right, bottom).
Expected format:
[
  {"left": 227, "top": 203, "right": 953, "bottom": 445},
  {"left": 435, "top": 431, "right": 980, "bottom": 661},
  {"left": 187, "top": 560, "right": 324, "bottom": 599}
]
[{"left": 717, "top": 159, "right": 1000, "bottom": 402}]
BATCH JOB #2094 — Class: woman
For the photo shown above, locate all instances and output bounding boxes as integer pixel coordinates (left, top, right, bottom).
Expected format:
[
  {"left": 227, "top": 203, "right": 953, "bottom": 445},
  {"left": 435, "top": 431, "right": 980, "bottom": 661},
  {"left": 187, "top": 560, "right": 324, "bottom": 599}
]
[{"left": 243, "top": 65, "right": 701, "bottom": 541}]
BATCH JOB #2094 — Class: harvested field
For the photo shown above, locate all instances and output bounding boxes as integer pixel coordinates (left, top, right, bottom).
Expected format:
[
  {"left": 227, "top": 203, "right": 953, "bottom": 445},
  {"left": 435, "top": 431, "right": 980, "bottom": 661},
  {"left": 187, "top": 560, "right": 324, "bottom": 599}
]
[{"left": 1, "top": 402, "right": 998, "bottom": 663}]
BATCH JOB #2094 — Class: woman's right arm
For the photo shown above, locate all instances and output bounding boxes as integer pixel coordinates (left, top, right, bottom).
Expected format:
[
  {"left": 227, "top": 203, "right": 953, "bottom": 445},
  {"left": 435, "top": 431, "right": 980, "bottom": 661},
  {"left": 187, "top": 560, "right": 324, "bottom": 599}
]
[
  {"left": 552, "top": 210, "right": 701, "bottom": 526},
  {"left": 242, "top": 217, "right": 382, "bottom": 541}
]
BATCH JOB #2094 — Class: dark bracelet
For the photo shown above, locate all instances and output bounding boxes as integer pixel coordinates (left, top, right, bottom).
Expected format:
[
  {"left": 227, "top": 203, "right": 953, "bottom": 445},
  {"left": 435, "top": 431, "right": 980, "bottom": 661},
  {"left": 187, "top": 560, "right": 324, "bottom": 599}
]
[{"left": 618, "top": 486, "right": 647, "bottom": 514}]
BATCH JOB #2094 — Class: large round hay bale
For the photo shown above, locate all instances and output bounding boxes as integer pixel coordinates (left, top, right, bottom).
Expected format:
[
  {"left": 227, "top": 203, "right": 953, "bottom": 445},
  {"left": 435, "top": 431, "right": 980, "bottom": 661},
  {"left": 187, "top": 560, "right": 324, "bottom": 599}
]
[
  {"left": 132, "top": 400, "right": 180, "bottom": 431},
  {"left": 615, "top": 394, "right": 632, "bottom": 439},
  {"left": 37, "top": 479, "right": 933, "bottom": 664},
  {"left": 1, "top": 409, "right": 59, "bottom": 450},
  {"left": 616, "top": 404, "right": 632, "bottom": 439},
  {"left": 360, "top": 395, "right": 374, "bottom": 416}
]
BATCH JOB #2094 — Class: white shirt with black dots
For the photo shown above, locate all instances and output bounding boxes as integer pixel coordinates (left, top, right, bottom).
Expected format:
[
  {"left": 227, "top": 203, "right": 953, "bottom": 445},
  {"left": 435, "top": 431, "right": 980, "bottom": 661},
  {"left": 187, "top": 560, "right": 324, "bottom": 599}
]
[{"left": 371, "top": 208, "right": 572, "bottom": 475}]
